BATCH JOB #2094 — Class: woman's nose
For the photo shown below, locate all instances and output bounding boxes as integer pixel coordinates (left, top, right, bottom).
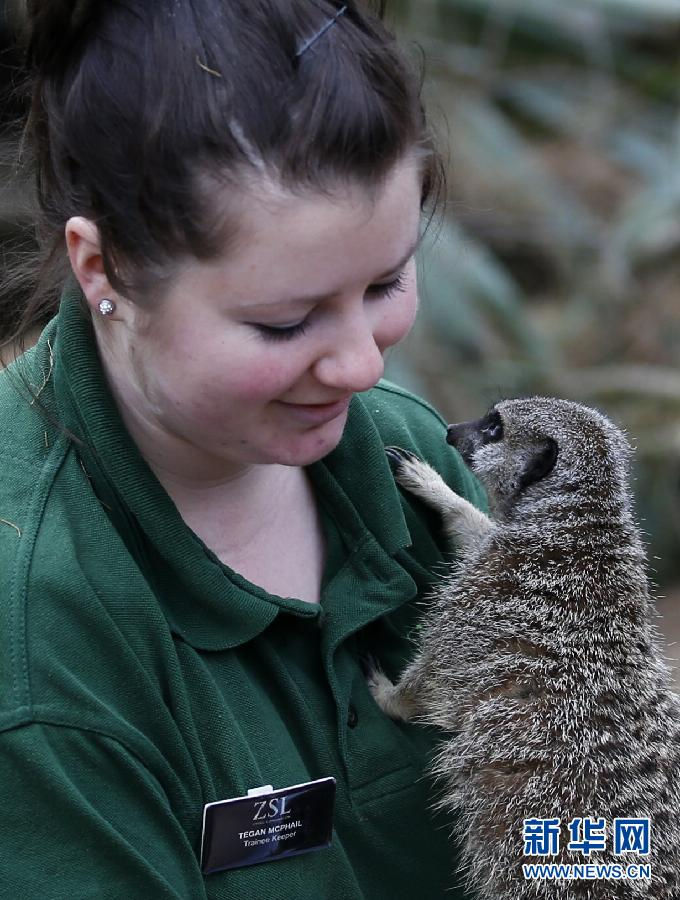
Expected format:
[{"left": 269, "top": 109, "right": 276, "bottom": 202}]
[{"left": 313, "top": 316, "right": 385, "bottom": 394}]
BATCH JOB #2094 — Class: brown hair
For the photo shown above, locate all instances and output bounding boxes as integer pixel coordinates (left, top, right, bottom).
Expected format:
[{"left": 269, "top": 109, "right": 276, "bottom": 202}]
[{"left": 2, "top": 0, "right": 446, "bottom": 362}]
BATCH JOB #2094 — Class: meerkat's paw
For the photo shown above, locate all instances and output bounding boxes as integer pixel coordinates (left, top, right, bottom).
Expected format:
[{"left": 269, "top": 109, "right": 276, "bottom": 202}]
[
  {"left": 385, "top": 446, "right": 450, "bottom": 507},
  {"left": 385, "top": 446, "right": 494, "bottom": 552},
  {"left": 364, "top": 657, "right": 415, "bottom": 722}
]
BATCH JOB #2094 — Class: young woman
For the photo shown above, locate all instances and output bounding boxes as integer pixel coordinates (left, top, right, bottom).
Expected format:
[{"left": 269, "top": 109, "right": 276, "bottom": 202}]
[{"left": 0, "top": 2, "right": 484, "bottom": 897}]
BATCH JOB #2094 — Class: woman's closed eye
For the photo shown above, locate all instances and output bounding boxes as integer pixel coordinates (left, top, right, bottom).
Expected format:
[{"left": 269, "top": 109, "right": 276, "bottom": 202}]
[{"left": 251, "top": 269, "right": 410, "bottom": 342}]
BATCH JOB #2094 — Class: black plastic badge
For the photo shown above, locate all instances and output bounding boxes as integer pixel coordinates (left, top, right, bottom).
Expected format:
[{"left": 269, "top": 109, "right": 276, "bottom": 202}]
[{"left": 200, "top": 777, "right": 336, "bottom": 875}]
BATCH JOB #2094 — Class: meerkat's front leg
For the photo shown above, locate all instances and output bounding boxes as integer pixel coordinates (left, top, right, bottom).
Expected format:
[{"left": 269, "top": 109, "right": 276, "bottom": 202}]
[
  {"left": 385, "top": 447, "right": 494, "bottom": 554},
  {"left": 368, "top": 447, "right": 492, "bottom": 722}
]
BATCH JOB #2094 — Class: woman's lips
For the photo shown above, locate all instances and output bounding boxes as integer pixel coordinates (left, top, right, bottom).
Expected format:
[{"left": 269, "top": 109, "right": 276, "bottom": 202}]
[{"left": 278, "top": 396, "right": 352, "bottom": 425}]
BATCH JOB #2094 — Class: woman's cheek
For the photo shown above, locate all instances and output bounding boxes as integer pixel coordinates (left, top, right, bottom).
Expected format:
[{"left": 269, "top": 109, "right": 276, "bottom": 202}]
[
  {"left": 377, "top": 282, "right": 419, "bottom": 351},
  {"left": 201, "top": 351, "right": 298, "bottom": 407}
]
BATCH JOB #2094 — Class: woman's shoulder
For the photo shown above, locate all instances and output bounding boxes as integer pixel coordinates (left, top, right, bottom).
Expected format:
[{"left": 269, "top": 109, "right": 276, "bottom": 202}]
[
  {"left": 0, "top": 327, "right": 61, "bottom": 567},
  {"left": 0, "top": 441, "right": 175, "bottom": 752},
  {"left": 0, "top": 329, "right": 164, "bottom": 737},
  {"left": 0, "top": 322, "right": 68, "bottom": 573},
  {"left": 363, "top": 378, "right": 446, "bottom": 423},
  {"left": 0, "top": 320, "right": 60, "bottom": 470}
]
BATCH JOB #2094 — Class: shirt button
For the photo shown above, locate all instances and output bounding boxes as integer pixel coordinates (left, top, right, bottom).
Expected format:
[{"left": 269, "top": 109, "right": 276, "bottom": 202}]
[{"left": 347, "top": 704, "right": 359, "bottom": 728}]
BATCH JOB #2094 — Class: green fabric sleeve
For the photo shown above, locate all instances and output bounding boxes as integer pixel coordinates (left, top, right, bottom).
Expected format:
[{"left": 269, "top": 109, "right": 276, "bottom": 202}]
[{"left": 0, "top": 722, "right": 206, "bottom": 899}]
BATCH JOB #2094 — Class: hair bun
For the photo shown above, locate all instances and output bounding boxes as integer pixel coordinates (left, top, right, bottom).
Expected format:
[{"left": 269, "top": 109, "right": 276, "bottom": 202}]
[{"left": 25, "top": 0, "right": 98, "bottom": 72}]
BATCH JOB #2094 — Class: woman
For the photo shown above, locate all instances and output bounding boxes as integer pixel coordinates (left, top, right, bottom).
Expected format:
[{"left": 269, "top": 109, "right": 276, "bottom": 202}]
[{"left": 0, "top": 2, "right": 484, "bottom": 897}]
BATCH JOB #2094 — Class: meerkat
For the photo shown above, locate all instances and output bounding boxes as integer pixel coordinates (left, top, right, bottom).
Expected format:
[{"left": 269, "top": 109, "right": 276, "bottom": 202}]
[{"left": 367, "top": 397, "right": 680, "bottom": 899}]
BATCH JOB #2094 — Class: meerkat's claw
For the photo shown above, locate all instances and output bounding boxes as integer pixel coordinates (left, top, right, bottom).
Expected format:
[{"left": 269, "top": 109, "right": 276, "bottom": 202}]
[
  {"left": 363, "top": 655, "right": 388, "bottom": 701},
  {"left": 359, "top": 652, "right": 379, "bottom": 677},
  {"left": 385, "top": 446, "right": 420, "bottom": 471},
  {"left": 385, "top": 447, "right": 438, "bottom": 498},
  {"left": 363, "top": 657, "right": 385, "bottom": 687}
]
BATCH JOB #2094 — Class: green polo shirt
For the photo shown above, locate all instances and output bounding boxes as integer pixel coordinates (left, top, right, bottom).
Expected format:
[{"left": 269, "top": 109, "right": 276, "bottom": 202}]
[{"left": 0, "top": 286, "right": 485, "bottom": 899}]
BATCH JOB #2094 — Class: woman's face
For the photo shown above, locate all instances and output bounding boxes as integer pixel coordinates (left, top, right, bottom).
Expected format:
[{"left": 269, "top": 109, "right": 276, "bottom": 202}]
[{"left": 95, "top": 156, "right": 423, "bottom": 479}]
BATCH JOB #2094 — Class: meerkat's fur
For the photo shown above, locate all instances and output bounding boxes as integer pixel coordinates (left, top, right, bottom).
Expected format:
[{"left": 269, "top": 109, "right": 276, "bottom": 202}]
[{"left": 368, "top": 397, "right": 680, "bottom": 899}]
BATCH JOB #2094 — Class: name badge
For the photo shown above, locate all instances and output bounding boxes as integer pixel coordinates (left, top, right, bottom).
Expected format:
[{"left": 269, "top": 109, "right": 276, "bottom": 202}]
[{"left": 200, "top": 777, "right": 336, "bottom": 875}]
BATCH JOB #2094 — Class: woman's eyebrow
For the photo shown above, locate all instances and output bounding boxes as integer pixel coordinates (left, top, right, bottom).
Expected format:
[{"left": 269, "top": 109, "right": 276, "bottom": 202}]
[{"left": 241, "top": 230, "right": 423, "bottom": 311}]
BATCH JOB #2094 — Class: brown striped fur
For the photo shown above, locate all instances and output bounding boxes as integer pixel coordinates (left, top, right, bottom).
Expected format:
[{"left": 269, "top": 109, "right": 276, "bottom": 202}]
[{"left": 368, "top": 398, "right": 680, "bottom": 898}]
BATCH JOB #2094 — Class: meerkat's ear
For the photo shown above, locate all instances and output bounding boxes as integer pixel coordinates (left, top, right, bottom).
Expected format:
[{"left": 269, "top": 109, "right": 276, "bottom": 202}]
[{"left": 519, "top": 438, "right": 558, "bottom": 491}]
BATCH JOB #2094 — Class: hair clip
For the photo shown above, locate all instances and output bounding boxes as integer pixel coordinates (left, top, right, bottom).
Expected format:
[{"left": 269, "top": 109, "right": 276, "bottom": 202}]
[{"left": 295, "top": 5, "right": 347, "bottom": 59}]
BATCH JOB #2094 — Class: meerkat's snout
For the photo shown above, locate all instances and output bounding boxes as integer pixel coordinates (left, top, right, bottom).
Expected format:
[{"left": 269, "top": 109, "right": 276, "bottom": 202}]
[
  {"left": 445, "top": 421, "right": 476, "bottom": 464},
  {"left": 446, "top": 408, "right": 504, "bottom": 465}
]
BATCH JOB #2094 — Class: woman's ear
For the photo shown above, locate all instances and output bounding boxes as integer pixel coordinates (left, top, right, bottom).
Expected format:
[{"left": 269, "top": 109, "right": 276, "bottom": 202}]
[{"left": 65, "top": 217, "right": 116, "bottom": 314}]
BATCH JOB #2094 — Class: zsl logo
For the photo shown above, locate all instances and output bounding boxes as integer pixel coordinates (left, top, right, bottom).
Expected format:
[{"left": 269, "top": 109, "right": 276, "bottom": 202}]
[{"left": 252, "top": 796, "right": 290, "bottom": 821}]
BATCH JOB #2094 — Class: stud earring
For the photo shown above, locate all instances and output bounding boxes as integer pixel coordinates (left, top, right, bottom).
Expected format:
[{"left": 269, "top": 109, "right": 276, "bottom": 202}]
[{"left": 98, "top": 298, "right": 116, "bottom": 316}]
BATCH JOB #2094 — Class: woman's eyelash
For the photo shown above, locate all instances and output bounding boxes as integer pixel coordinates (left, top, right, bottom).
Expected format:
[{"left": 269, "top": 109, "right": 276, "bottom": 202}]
[
  {"left": 366, "top": 270, "right": 409, "bottom": 299},
  {"left": 253, "top": 270, "right": 410, "bottom": 342},
  {"left": 255, "top": 320, "right": 311, "bottom": 342}
]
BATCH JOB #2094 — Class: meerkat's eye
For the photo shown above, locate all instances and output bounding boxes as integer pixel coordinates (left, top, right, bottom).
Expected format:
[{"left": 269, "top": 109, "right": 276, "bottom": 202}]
[{"left": 480, "top": 410, "right": 504, "bottom": 443}]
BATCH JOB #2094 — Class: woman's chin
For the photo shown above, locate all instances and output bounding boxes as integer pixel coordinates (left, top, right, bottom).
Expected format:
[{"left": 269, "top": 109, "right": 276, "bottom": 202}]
[{"left": 273, "top": 414, "right": 349, "bottom": 466}]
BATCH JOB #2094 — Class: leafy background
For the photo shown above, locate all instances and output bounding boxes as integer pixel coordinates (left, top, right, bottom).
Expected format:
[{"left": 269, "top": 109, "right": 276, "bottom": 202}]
[
  {"left": 381, "top": 0, "right": 680, "bottom": 607},
  {"left": 1, "top": 0, "right": 679, "bottom": 667}
]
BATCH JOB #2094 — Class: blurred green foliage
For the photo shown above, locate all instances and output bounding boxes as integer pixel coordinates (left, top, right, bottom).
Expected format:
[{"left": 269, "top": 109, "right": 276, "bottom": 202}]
[{"left": 384, "top": 0, "right": 680, "bottom": 585}]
